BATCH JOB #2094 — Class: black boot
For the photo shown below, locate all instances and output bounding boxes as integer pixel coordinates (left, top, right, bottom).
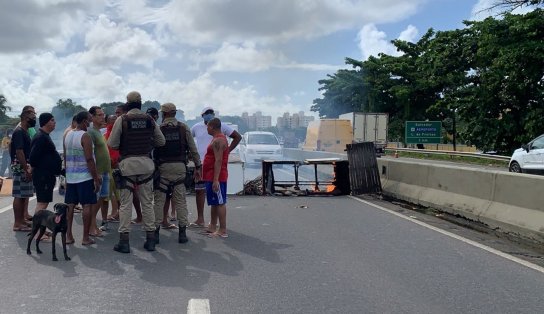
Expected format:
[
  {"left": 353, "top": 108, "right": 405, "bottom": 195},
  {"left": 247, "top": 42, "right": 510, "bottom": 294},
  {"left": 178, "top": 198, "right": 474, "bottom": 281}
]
[
  {"left": 144, "top": 231, "right": 156, "bottom": 251},
  {"left": 113, "top": 232, "right": 130, "bottom": 253},
  {"left": 154, "top": 226, "right": 160, "bottom": 245},
  {"left": 178, "top": 225, "right": 188, "bottom": 243}
]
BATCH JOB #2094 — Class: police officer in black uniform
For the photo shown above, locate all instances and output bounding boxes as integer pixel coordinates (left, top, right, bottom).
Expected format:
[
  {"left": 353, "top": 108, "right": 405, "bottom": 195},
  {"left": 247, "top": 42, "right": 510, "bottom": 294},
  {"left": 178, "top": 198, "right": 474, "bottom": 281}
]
[{"left": 153, "top": 103, "right": 201, "bottom": 244}]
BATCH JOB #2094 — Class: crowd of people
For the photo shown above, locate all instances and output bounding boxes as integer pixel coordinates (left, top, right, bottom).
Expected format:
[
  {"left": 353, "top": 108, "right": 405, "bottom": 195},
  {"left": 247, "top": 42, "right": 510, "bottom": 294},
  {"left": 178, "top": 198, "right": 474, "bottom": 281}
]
[{"left": 8, "top": 91, "right": 242, "bottom": 254}]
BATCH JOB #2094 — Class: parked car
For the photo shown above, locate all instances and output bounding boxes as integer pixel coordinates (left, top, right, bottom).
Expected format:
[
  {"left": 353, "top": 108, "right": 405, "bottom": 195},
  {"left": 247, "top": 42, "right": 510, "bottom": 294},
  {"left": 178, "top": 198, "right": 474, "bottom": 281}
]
[
  {"left": 509, "top": 134, "right": 544, "bottom": 174},
  {"left": 240, "top": 131, "right": 283, "bottom": 164}
]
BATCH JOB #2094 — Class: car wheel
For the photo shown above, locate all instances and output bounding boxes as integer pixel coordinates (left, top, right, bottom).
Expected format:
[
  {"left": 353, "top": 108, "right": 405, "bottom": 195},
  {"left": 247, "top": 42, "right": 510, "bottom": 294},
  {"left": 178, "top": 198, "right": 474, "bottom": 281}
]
[{"left": 509, "top": 161, "right": 522, "bottom": 173}]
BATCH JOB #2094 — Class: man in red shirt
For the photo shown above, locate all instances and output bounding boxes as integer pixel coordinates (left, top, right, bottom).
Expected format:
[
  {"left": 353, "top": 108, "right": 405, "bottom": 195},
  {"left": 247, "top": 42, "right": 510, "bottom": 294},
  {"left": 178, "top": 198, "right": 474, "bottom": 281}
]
[{"left": 202, "top": 118, "right": 229, "bottom": 238}]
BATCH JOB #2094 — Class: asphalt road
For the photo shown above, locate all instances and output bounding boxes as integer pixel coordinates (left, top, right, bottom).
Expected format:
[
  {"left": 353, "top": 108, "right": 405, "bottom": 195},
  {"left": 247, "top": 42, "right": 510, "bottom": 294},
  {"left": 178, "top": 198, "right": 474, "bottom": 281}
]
[{"left": 1, "top": 189, "right": 544, "bottom": 314}]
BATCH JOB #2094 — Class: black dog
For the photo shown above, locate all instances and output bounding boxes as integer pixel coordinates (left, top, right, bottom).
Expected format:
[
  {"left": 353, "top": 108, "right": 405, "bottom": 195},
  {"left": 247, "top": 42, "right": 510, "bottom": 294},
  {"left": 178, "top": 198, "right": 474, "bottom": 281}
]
[{"left": 27, "top": 203, "right": 71, "bottom": 261}]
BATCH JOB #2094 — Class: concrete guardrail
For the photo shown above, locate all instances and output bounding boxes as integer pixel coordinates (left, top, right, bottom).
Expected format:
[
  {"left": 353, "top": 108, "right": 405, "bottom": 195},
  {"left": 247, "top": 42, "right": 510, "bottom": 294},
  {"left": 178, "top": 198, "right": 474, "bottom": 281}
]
[
  {"left": 284, "top": 148, "right": 544, "bottom": 242},
  {"left": 378, "top": 158, "right": 544, "bottom": 243}
]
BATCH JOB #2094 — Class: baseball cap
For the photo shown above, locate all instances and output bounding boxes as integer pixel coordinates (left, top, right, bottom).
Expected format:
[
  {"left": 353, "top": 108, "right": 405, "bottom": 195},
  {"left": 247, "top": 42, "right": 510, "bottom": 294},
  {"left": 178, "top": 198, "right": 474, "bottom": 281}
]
[
  {"left": 160, "top": 103, "right": 177, "bottom": 112},
  {"left": 126, "top": 91, "right": 141, "bottom": 103},
  {"left": 146, "top": 107, "right": 159, "bottom": 115},
  {"left": 201, "top": 106, "right": 214, "bottom": 115}
]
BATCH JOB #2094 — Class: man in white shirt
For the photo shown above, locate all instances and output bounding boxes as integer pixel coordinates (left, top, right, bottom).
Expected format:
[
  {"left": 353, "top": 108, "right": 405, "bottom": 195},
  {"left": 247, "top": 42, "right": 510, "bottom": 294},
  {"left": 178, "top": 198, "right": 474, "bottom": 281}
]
[{"left": 190, "top": 106, "right": 241, "bottom": 228}]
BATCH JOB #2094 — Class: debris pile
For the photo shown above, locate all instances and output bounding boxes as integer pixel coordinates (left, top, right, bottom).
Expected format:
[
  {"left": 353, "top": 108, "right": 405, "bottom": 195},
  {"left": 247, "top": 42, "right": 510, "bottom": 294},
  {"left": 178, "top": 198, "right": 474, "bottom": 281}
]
[{"left": 236, "top": 176, "right": 263, "bottom": 195}]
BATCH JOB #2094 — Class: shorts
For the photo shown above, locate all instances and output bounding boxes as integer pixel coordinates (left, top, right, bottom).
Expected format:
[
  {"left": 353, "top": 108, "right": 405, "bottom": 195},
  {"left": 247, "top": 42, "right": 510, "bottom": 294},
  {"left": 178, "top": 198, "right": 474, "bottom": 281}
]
[
  {"left": 97, "top": 172, "right": 110, "bottom": 199},
  {"left": 12, "top": 173, "right": 34, "bottom": 198},
  {"left": 65, "top": 179, "right": 97, "bottom": 205},
  {"left": 33, "top": 173, "right": 56, "bottom": 203},
  {"left": 205, "top": 181, "right": 227, "bottom": 205},
  {"left": 195, "top": 180, "right": 206, "bottom": 190}
]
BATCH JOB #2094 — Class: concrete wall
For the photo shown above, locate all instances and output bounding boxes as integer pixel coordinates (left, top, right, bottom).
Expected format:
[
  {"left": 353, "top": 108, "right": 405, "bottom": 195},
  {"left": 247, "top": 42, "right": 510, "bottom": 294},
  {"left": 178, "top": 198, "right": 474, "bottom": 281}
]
[
  {"left": 283, "top": 148, "right": 348, "bottom": 161},
  {"left": 378, "top": 158, "right": 544, "bottom": 242}
]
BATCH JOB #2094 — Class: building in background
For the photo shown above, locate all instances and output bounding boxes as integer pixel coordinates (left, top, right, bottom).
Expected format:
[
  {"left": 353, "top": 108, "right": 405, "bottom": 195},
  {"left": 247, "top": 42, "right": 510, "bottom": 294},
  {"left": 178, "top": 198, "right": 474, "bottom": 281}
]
[
  {"left": 242, "top": 111, "right": 272, "bottom": 130},
  {"left": 277, "top": 111, "right": 315, "bottom": 129}
]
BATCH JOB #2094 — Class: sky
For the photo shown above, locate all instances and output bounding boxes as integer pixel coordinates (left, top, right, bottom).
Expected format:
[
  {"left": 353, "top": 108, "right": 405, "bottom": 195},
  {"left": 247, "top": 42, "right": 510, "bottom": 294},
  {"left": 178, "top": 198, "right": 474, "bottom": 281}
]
[{"left": 0, "top": 0, "right": 535, "bottom": 122}]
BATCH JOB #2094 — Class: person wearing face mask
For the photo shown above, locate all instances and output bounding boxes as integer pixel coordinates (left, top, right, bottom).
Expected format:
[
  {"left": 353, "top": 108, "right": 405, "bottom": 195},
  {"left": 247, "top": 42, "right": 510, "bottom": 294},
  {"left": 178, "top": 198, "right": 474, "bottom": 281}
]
[
  {"left": 10, "top": 109, "right": 36, "bottom": 232},
  {"left": 189, "top": 106, "right": 241, "bottom": 229},
  {"left": 16, "top": 105, "right": 37, "bottom": 222},
  {"left": 0, "top": 129, "right": 13, "bottom": 177}
]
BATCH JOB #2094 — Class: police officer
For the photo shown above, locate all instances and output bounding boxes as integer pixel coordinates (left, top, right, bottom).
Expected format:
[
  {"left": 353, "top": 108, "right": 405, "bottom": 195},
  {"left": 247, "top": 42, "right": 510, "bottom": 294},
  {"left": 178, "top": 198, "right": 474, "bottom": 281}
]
[
  {"left": 107, "top": 91, "right": 165, "bottom": 253},
  {"left": 153, "top": 103, "right": 202, "bottom": 244}
]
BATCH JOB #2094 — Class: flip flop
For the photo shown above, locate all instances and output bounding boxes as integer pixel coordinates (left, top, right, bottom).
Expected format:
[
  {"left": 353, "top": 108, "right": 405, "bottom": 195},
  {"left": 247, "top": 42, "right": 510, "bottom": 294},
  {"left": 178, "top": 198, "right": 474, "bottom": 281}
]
[
  {"left": 107, "top": 216, "right": 119, "bottom": 222},
  {"left": 13, "top": 226, "right": 32, "bottom": 232},
  {"left": 188, "top": 222, "right": 204, "bottom": 228},
  {"left": 66, "top": 239, "right": 75, "bottom": 245},
  {"left": 131, "top": 220, "right": 142, "bottom": 225},
  {"left": 81, "top": 238, "right": 96, "bottom": 246},
  {"left": 199, "top": 229, "right": 215, "bottom": 235},
  {"left": 161, "top": 223, "right": 178, "bottom": 229},
  {"left": 37, "top": 234, "right": 52, "bottom": 242},
  {"left": 208, "top": 232, "right": 228, "bottom": 238},
  {"left": 89, "top": 232, "right": 104, "bottom": 237},
  {"left": 169, "top": 216, "right": 177, "bottom": 222}
]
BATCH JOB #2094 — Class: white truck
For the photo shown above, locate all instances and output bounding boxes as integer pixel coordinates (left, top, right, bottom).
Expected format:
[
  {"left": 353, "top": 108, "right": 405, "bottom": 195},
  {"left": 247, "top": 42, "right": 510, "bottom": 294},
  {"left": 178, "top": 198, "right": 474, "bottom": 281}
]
[{"left": 338, "top": 112, "right": 388, "bottom": 156}]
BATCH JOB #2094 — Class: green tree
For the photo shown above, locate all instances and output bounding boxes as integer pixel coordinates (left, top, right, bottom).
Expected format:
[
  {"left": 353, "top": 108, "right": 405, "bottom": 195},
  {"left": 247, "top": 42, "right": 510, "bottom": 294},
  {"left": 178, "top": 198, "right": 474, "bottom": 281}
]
[
  {"left": 100, "top": 101, "right": 124, "bottom": 116},
  {"left": 0, "top": 95, "right": 12, "bottom": 123},
  {"left": 457, "top": 10, "right": 544, "bottom": 153},
  {"left": 52, "top": 98, "right": 86, "bottom": 121}
]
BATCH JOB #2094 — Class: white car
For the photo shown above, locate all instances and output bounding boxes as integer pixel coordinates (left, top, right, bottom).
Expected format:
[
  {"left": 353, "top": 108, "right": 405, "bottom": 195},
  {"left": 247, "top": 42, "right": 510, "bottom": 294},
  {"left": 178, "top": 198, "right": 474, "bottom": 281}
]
[
  {"left": 509, "top": 134, "right": 544, "bottom": 174},
  {"left": 240, "top": 131, "right": 283, "bottom": 164}
]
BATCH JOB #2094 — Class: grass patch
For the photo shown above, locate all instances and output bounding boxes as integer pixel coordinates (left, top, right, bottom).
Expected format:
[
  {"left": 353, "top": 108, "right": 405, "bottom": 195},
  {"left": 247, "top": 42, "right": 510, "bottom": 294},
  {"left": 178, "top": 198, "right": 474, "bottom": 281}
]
[{"left": 388, "top": 151, "right": 509, "bottom": 168}]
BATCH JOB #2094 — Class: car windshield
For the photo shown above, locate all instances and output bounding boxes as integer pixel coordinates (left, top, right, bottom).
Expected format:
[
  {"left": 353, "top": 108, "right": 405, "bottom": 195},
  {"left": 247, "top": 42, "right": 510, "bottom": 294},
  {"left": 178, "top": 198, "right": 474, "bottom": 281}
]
[{"left": 247, "top": 134, "right": 278, "bottom": 145}]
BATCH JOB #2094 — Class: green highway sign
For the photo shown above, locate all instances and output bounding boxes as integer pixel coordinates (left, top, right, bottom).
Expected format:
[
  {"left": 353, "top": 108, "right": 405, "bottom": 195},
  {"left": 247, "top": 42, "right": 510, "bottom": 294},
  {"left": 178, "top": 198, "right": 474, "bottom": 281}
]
[{"left": 405, "top": 121, "right": 442, "bottom": 144}]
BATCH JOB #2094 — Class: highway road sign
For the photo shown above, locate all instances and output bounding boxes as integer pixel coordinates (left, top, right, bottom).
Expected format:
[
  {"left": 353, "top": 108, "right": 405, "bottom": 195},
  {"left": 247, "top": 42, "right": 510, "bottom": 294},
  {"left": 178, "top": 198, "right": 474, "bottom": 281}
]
[{"left": 405, "top": 121, "right": 442, "bottom": 144}]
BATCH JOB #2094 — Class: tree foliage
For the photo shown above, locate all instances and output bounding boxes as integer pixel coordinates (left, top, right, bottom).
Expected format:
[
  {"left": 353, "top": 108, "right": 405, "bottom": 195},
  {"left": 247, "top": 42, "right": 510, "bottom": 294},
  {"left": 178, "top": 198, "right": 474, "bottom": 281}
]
[
  {"left": 51, "top": 98, "right": 87, "bottom": 121},
  {"left": 312, "top": 9, "right": 544, "bottom": 154}
]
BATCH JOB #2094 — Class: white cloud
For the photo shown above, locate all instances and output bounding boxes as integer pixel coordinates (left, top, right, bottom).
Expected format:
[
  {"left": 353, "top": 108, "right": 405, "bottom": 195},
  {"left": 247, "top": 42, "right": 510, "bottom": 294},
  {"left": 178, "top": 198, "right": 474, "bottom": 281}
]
[
  {"left": 0, "top": 0, "right": 107, "bottom": 52},
  {"left": 357, "top": 24, "right": 419, "bottom": 60},
  {"left": 134, "top": 0, "right": 427, "bottom": 46},
  {"left": 399, "top": 25, "right": 419, "bottom": 42},
  {"left": 1, "top": 0, "right": 438, "bottom": 122},
  {"left": 77, "top": 15, "right": 165, "bottom": 69},
  {"left": 207, "top": 42, "right": 286, "bottom": 73},
  {"left": 198, "top": 42, "right": 341, "bottom": 73}
]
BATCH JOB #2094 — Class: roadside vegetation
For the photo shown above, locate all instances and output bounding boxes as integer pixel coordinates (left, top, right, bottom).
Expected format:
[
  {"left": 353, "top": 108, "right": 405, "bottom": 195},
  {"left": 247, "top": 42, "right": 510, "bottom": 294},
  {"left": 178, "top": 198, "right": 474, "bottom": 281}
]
[
  {"left": 311, "top": 1, "right": 544, "bottom": 156},
  {"left": 385, "top": 150, "right": 509, "bottom": 168}
]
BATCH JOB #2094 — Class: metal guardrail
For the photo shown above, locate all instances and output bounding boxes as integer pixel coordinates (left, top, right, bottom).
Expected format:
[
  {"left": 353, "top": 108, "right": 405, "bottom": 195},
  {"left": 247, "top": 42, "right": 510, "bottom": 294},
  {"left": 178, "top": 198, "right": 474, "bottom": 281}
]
[{"left": 384, "top": 147, "right": 511, "bottom": 162}]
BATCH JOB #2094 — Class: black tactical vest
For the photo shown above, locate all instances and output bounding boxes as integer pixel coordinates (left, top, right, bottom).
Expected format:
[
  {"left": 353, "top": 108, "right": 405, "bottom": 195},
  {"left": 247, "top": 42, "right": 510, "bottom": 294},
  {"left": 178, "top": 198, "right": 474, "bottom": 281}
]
[
  {"left": 119, "top": 113, "right": 155, "bottom": 159},
  {"left": 154, "top": 121, "right": 188, "bottom": 164}
]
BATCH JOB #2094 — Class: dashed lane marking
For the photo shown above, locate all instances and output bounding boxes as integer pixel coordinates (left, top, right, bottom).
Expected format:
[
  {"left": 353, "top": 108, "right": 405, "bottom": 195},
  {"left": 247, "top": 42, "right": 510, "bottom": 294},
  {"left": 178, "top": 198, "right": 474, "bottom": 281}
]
[
  {"left": 187, "top": 299, "right": 210, "bottom": 314},
  {"left": 349, "top": 195, "right": 544, "bottom": 275}
]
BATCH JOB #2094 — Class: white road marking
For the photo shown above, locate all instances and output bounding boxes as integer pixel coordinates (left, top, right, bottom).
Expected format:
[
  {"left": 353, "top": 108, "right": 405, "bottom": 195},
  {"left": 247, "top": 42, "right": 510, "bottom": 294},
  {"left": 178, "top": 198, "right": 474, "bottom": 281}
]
[
  {"left": 187, "top": 299, "right": 210, "bottom": 314},
  {"left": 349, "top": 196, "right": 544, "bottom": 274},
  {"left": 0, "top": 187, "right": 59, "bottom": 214}
]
